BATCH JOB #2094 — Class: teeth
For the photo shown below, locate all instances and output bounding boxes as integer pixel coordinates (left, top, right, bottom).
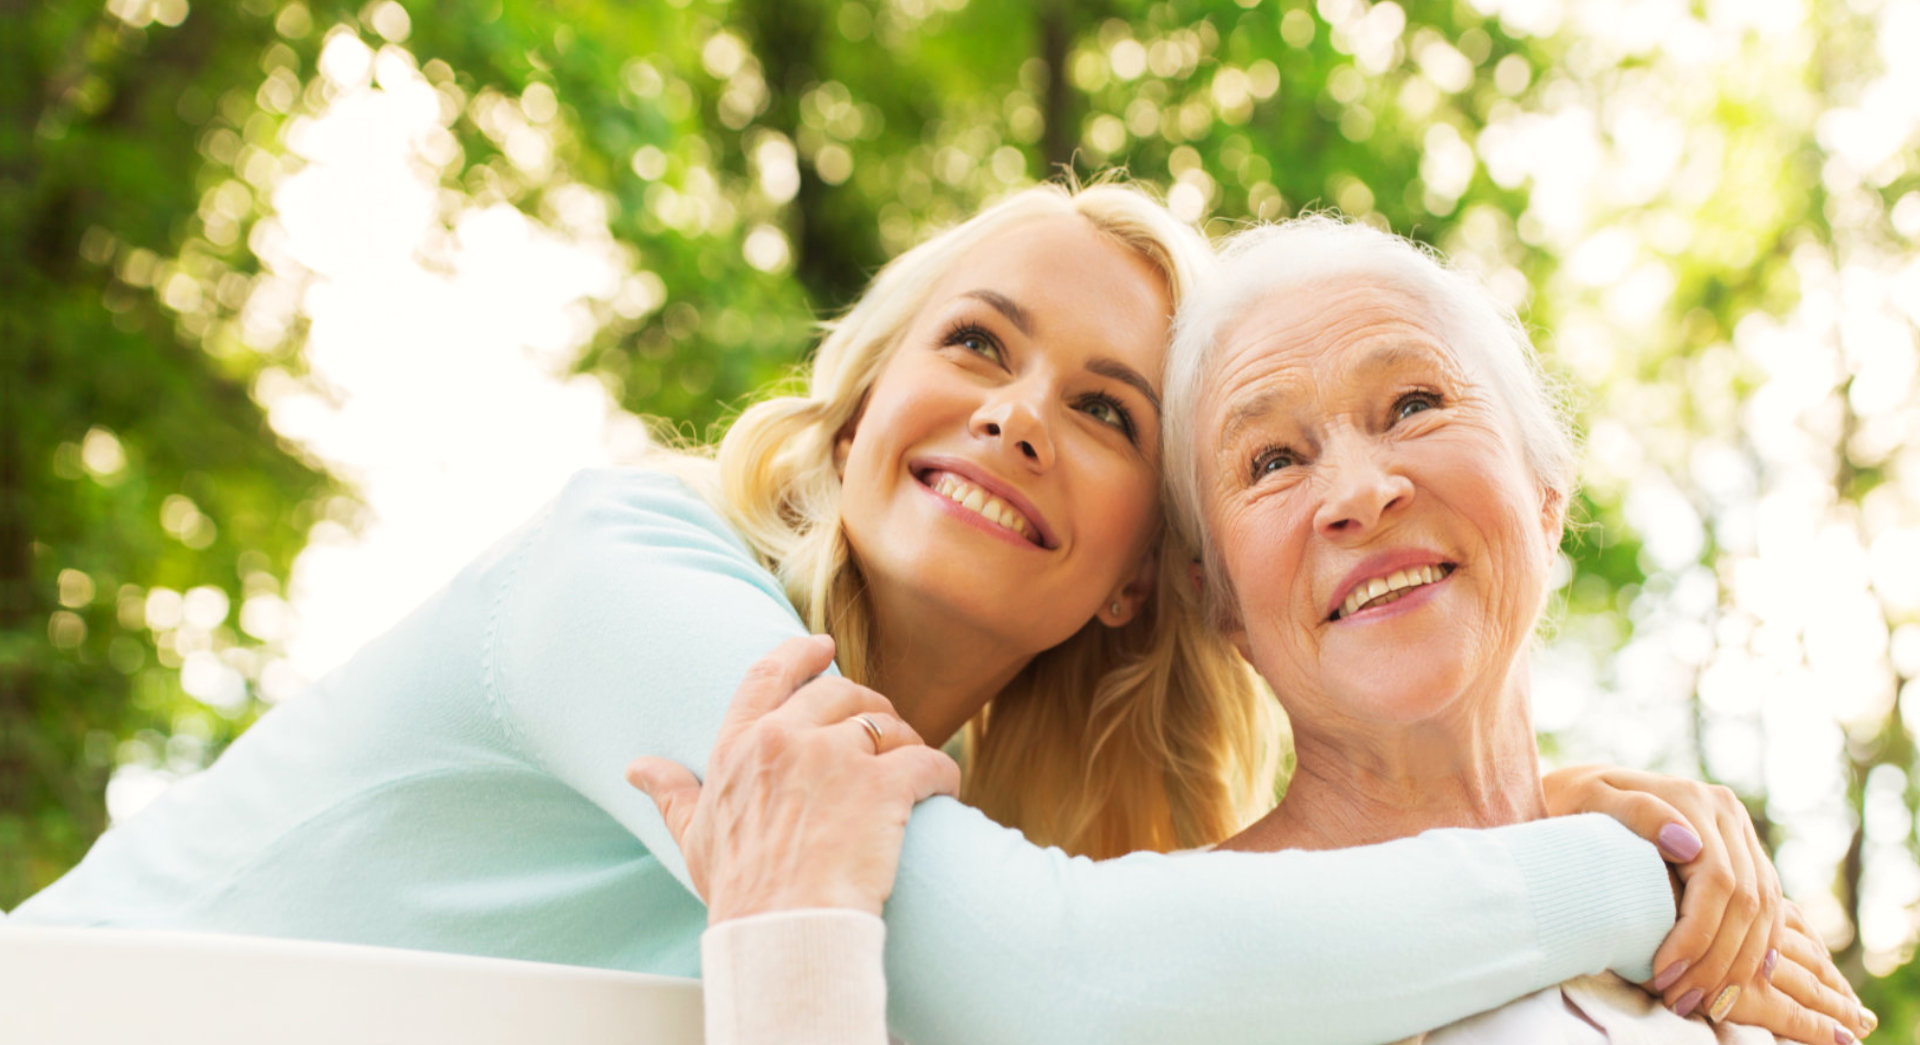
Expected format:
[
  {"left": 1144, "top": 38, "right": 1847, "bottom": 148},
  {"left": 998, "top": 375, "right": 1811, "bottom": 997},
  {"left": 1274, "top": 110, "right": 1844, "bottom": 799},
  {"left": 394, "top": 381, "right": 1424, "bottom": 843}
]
[
  {"left": 929, "top": 472, "right": 1036, "bottom": 543},
  {"left": 1337, "top": 564, "right": 1447, "bottom": 620}
]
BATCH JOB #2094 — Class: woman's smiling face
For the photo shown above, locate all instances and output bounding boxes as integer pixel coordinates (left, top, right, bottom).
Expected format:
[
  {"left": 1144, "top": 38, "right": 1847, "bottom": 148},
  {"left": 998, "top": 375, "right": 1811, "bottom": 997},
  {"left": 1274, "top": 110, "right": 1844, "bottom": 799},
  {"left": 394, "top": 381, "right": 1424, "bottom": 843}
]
[
  {"left": 1196, "top": 278, "right": 1563, "bottom": 731},
  {"left": 836, "top": 214, "right": 1170, "bottom": 658}
]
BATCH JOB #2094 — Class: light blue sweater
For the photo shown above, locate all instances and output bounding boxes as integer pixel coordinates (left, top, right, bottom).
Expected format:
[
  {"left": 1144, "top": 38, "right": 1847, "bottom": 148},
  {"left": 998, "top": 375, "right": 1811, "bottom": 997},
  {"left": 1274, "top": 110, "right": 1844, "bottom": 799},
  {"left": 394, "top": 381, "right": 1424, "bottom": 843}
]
[{"left": 14, "top": 469, "right": 1675, "bottom": 1044}]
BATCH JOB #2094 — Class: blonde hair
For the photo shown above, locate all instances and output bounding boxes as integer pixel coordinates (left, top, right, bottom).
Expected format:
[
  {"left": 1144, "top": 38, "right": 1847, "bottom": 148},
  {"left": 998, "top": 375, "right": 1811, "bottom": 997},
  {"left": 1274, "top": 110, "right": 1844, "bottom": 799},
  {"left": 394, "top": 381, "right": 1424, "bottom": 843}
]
[{"left": 654, "top": 181, "right": 1280, "bottom": 857}]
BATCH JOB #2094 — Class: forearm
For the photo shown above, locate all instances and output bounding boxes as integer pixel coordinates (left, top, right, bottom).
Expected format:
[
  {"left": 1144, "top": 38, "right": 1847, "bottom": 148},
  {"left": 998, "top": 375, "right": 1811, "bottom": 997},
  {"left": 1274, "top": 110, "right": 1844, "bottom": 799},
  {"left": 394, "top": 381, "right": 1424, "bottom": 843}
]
[{"left": 882, "top": 804, "right": 1674, "bottom": 1045}]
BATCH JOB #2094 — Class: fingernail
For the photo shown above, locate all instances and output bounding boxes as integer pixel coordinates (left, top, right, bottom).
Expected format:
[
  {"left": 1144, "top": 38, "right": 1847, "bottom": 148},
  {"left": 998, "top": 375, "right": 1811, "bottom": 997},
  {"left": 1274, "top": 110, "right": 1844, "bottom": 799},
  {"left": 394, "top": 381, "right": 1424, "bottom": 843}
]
[
  {"left": 1762, "top": 948, "right": 1778, "bottom": 980},
  {"left": 1658, "top": 822, "right": 1704, "bottom": 862},
  {"left": 1836, "top": 1026, "right": 1854, "bottom": 1045},
  {"left": 1860, "top": 1006, "right": 1877, "bottom": 1033},
  {"left": 1673, "top": 987, "right": 1704, "bottom": 1018},
  {"left": 1651, "top": 960, "right": 1690, "bottom": 992},
  {"left": 1708, "top": 985, "right": 1739, "bottom": 1022}
]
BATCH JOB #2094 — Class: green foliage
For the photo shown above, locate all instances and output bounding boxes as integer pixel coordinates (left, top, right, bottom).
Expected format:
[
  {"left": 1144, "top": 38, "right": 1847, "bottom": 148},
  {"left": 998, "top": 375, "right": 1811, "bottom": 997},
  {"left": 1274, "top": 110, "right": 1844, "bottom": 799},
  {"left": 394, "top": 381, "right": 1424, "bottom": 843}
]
[
  {"left": 9, "top": 0, "right": 1917, "bottom": 1008},
  {"left": 4, "top": 0, "right": 339, "bottom": 904}
]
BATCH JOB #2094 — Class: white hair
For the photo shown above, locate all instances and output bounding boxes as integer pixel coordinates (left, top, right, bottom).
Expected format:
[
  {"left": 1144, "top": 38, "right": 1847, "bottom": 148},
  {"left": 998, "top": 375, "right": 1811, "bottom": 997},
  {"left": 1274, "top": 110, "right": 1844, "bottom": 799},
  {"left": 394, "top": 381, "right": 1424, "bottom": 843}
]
[{"left": 1163, "top": 213, "right": 1577, "bottom": 622}]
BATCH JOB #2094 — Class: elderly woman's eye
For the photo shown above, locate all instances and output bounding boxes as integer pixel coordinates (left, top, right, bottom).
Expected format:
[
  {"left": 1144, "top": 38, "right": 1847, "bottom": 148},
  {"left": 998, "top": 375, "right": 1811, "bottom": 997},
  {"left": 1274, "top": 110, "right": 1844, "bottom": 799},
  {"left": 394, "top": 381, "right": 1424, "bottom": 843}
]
[
  {"left": 1250, "top": 446, "right": 1296, "bottom": 479},
  {"left": 1394, "top": 391, "right": 1441, "bottom": 421}
]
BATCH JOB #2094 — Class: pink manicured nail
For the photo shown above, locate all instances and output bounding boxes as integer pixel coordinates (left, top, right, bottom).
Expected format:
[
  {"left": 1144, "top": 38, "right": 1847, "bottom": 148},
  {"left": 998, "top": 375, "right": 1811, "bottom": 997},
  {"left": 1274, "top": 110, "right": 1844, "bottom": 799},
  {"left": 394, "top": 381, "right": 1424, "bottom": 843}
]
[
  {"left": 1762, "top": 948, "right": 1778, "bottom": 980},
  {"left": 1659, "top": 822, "right": 1704, "bottom": 862},
  {"left": 1835, "top": 1026, "right": 1854, "bottom": 1045},
  {"left": 1651, "top": 960, "right": 1690, "bottom": 992},
  {"left": 1673, "top": 988, "right": 1705, "bottom": 1018}
]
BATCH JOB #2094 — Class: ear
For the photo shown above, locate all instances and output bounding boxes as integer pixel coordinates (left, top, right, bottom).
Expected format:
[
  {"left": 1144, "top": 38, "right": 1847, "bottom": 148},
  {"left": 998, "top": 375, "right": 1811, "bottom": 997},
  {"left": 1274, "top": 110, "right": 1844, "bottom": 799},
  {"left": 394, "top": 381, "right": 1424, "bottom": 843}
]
[
  {"left": 1188, "top": 556, "right": 1251, "bottom": 659},
  {"left": 1098, "top": 548, "right": 1160, "bottom": 628},
  {"left": 832, "top": 393, "right": 872, "bottom": 480},
  {"left": 832, "top": 429, "right": 852, "bottom": 478},
  {"left": 1538, "top": 484, "right": 1567, "bottom": 551}
]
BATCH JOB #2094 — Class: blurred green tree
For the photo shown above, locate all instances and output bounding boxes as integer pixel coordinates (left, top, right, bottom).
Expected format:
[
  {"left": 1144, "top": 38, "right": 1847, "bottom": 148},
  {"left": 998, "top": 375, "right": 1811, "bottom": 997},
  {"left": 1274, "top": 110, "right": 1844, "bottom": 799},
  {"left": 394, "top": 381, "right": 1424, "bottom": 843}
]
[
  {"left": 3, "top": 0, "right": 336, "bottom": 904},
  {"left": 8, "top": 0, "right": 1916, "bottom": 1018}
]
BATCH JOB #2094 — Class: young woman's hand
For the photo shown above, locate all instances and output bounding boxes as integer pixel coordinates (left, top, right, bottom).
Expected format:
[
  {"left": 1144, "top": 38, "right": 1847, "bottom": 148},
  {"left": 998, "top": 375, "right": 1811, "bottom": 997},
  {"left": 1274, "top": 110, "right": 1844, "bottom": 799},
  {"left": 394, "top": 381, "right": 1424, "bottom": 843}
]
[
  {"left": 1541, "top": 763, "right": 1870, "bottom": 1039},
  {"left": 626, "top": 634, "right": 960, "bottom": 924}
]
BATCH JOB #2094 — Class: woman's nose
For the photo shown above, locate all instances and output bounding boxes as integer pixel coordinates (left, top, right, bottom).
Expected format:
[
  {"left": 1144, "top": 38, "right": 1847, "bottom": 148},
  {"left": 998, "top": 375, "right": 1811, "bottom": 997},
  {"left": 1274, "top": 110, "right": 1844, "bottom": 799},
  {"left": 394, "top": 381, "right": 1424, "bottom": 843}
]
[
  {"left": 971, "top": 388, "right": 1055, "bottom": 471},
  {"left": 1311, "top": 436, "right": 1412, "bottom": 537}
]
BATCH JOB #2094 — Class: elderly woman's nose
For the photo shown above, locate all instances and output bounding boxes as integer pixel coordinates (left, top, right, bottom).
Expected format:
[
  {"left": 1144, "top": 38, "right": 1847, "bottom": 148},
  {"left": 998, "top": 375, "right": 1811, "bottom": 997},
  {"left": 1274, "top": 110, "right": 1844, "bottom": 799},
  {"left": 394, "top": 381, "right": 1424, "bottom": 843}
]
[
  {"left": 1311, "top": 438, "right": 1413, "bottom": 537},
  {"left": 971, "top": 386, "right": 1056, "bottom": 470}
]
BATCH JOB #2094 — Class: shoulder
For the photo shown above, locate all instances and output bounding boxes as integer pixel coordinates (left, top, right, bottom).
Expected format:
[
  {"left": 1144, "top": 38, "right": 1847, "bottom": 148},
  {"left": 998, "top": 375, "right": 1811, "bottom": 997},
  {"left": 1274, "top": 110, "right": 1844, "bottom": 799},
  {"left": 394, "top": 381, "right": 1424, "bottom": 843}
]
[
  {"left": 528, "top": 467, "right": 772, "bottom": 580},
  {"left": 549, "top": 467, "right": 748, "bottom": 552},
  {"left": 507, "top": 466, "right": 794, "bottom": 625}
]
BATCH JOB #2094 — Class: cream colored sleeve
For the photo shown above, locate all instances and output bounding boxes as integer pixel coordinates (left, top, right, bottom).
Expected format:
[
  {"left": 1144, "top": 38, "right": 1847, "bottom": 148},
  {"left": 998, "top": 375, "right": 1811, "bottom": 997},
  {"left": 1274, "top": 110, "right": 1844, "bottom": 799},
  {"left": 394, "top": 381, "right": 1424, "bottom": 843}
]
[{"left": 701, "top": 909, "right": 889, "bottom": 1045}]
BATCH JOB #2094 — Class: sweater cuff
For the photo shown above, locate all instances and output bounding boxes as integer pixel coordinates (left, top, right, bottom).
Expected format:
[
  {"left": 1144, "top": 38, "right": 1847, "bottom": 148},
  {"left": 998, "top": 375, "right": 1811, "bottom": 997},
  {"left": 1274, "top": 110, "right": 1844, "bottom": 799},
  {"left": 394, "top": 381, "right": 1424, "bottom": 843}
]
[
  {"left": 1508, "top": 813, "right": 1677, "bottom": 983},
  {"left": 701, "top": 909, "right": 888, "bottom": 1045}
]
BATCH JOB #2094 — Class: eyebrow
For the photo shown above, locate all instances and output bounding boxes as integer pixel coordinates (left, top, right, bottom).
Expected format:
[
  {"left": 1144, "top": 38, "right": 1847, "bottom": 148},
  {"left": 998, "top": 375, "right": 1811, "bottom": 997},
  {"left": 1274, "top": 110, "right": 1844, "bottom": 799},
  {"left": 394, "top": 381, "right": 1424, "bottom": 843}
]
[
  {"left": 1088, "top": 357, "right": 1162, "bottom": 414},
  {"left": 1219, "top": 389, "right": 1283, "bottom": 447},
  {"left": 960, "top": 289, "right": 1033, "bottom": 336},
  {"left": 1214, "top": 340, "right": 1446, "bottom": 445},
  {"left": 1352, "top": 342, "right": 1443, "bottom": 377}
]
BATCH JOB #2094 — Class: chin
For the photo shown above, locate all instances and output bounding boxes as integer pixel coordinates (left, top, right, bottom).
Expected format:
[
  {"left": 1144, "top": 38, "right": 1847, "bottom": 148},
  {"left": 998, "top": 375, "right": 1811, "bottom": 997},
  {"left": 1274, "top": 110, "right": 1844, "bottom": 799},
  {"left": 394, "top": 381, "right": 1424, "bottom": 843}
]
[{"left": 1325, "top": 665, "right": 1474, "bottom": 722}]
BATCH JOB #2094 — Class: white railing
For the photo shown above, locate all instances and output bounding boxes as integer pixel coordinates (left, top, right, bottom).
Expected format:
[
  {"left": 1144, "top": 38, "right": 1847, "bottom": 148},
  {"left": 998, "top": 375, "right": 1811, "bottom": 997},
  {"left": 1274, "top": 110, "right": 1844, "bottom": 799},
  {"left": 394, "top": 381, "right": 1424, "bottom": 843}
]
[{"left": 0, "top": 925, "right": 703, "bottom": 1044}]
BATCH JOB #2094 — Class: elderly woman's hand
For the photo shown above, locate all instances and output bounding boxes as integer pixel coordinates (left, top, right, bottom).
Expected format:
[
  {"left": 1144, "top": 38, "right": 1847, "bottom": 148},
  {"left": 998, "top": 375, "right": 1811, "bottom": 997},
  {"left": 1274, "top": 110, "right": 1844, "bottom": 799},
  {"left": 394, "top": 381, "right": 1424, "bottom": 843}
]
[
  {"left": 626, "top": 634, "right": 961, "bottom": 923},
  {"left": 1542, "top": 765, "right": 1875, "bottom": 1039},
  {"left": 1720, "top": 901, "right": 1878, "bottom": 1044}
]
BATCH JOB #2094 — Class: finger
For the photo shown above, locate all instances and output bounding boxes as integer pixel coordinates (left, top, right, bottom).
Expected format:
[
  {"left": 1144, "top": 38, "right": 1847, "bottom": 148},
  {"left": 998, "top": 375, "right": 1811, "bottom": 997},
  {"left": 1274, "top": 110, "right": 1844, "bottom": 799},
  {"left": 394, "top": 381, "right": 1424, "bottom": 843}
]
[
  {"left": 1770, "top": 951, "right": 1867, "bottom": 1037},
  {"left": 1703, "top": 807, "right": 1776, "bottom": 1017},
  {"left": 1728, "top": 979, "right": 1849, "bottom": 1045},
  {"left": 1650, "top": 857, "right": 1727, "bottom": 998},
  {"left": 779, "top": 675, "right": 899, "bottom": 727},
  {"left": 624, "top": 756, "right": 703, "bottom": 841},
  {"left": 1746, "top": 821, "right": 1788, "bottom": 991},
  {"left": 1779, "top": 923, "right": 1874, "bottom": 1036},
  {"left": 1659, "top": 863, "right": 1740, "bottom": 1013},
  {"left": 842, "top": 710, "right": 926, "bottom": 755},
  {"left": 881, "top": 745, "right": 962, "bottom": 801},
  {"left": 1568, "top": 770, "right": 1708, "bottom": 863},
  {"left": 1672, "top": 814, "right": 1768, "bottom": 1017},
  {"left": 1781, "top": 914, "right": 1858, "bottom": 1005},
  {"left": 728, "top": 635, "right": 837, "bottom": 722}
]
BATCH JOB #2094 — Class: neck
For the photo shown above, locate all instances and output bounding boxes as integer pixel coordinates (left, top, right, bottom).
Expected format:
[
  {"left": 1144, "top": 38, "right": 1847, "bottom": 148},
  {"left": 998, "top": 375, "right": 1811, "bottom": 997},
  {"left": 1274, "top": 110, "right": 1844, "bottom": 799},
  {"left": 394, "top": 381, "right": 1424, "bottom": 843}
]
[
  {"left": 1221, "top": 672, "right": 1546, "bottom": 853},
  {"left": 859, "top": 589, "right": 1033, "bottom": 749}
]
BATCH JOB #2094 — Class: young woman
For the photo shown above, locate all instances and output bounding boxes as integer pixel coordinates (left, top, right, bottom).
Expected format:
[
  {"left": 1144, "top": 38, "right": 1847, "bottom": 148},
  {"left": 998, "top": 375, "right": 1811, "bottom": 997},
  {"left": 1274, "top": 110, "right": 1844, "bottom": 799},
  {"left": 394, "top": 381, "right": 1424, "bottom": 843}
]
[{"left": 20, "top": 183, "right": 1761, "bottom": 1044}]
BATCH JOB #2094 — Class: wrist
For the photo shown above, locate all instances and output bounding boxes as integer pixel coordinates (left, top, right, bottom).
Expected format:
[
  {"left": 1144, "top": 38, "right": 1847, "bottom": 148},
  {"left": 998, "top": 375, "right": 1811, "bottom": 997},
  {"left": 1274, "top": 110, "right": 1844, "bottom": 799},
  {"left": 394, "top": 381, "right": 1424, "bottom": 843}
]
[{"left": 709, "top": 885, "right": 883, "bottom": 925}]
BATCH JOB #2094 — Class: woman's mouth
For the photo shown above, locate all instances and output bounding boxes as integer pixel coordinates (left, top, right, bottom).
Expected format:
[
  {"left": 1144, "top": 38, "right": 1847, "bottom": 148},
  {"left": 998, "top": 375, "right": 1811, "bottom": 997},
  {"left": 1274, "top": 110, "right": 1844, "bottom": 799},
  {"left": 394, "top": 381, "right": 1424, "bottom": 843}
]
[
  {"left": 922, "top": 470, "right": 1043, "bottom": 546},
  {"left": 1331, "top": 563, "right": 1456, "bottom": 621}
]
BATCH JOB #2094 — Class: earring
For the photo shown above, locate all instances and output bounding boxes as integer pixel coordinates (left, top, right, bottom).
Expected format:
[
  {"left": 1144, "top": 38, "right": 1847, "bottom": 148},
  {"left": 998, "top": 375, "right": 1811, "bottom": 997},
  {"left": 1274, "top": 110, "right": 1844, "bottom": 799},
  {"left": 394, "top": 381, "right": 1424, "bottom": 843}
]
[{"left": 1109, "top": 600, "right": 1123, "bottom": 618}]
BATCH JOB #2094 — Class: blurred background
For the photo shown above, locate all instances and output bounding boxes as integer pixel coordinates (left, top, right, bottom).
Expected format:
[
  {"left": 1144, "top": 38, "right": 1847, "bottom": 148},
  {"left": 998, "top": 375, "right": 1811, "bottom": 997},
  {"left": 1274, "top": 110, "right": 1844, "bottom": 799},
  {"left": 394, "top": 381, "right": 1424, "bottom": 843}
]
[{"left": 4, "top": 0, "right": 1917, "bottom": 1027}]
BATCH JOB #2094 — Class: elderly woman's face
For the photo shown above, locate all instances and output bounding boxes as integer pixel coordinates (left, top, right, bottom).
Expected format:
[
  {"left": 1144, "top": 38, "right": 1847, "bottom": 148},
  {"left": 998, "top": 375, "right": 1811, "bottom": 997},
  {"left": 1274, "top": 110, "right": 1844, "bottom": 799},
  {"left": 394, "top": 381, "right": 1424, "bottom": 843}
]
[{"left": 1196, "top": 279, "right": 1562, "bottom": 728}]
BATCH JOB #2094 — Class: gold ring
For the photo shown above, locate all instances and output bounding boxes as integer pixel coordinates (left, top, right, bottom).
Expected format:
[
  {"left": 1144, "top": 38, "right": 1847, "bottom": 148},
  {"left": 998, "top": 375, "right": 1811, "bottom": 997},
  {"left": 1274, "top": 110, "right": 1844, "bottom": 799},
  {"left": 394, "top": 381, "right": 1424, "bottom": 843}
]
[{"left": 854, "top": 713, "right": 884, "bottom": 753}]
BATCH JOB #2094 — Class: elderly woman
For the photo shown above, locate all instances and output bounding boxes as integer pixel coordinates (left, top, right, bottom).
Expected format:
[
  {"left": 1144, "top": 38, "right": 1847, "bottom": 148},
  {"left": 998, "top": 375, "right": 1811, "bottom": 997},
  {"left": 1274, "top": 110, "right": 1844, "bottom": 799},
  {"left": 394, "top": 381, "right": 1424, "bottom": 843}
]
[{"left": 1158, "top": 215, "right": 1873, "bottom": 1044}]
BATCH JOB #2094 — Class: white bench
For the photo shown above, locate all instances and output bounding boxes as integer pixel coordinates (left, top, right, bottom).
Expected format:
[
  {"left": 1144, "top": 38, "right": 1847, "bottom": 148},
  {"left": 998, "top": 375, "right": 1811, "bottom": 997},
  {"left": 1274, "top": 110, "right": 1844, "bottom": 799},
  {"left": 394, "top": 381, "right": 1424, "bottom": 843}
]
[{"left": 0, "top": 925, "right": 704, "bottom": 1044}]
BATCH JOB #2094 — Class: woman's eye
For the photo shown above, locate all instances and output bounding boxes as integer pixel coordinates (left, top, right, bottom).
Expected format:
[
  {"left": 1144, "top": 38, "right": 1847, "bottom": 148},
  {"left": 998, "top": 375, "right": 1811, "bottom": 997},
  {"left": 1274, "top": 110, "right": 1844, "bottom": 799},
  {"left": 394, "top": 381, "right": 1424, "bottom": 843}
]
[
  {"left": 1250, "top": 446, "right": 1296, "bottom": 479},
  {"left": 1394, "top": 392, "right": 1441, "bottom": 421},
  {"left": 944, "top": 322, "right": 1003, "bottom": 365},
  {"left": 1078, "top": 395, "right": 1138, "bottom": 441}
]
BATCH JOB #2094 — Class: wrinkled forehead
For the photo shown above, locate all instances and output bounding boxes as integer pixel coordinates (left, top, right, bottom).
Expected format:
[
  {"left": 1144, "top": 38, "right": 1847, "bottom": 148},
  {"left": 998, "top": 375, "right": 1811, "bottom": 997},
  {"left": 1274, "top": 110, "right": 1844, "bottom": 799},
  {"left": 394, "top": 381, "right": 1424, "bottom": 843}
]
[{"left": 1200, "top": 279, "right": 1461, "bottom": 432}]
